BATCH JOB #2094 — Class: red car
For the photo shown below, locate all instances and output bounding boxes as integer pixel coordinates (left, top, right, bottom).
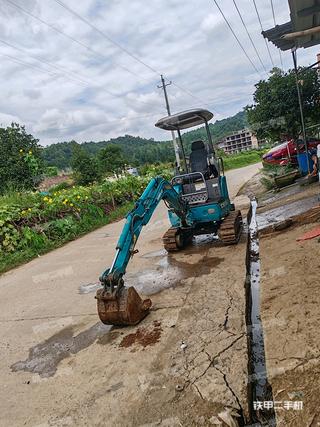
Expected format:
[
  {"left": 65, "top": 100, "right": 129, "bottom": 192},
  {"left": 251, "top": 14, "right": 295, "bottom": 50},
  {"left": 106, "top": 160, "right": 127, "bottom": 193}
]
[{"left": 262, "top": 138, "right": 320, "bottom": 166}]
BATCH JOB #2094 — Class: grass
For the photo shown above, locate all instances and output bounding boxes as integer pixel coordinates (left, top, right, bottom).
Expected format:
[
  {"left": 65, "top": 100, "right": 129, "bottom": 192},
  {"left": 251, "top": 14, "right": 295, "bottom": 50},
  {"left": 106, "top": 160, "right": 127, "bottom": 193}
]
[
  {"left": 0, "top": 201, "right": 134, "bottom": 275},
  {"left": 223, "top": 150, "right": 263, "bottom": 171}
]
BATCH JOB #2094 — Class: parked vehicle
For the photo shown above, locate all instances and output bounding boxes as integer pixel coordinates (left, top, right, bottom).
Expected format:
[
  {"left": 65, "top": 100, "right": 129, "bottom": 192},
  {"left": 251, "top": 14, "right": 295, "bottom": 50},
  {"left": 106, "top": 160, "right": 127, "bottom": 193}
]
[{"left": 262, "top": 138, "right": 320, "bottom": 166}]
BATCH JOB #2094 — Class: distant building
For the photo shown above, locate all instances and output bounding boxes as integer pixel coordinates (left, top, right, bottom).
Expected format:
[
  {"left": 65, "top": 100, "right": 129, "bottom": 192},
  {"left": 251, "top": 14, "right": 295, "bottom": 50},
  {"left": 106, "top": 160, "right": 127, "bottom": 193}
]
[{"left": 217, "top": 129, "right": 265, "bottom": 154}]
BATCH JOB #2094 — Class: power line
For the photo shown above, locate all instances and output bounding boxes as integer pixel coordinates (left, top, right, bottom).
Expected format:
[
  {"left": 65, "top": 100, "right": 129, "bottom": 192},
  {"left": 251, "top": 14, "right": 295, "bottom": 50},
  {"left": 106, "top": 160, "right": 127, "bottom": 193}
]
[
  {"left": 4, "top": 0, "right": 152, "bottom": 87},
  {"left": 232, "top": 0, "right": 267, "bottom": 74},
  {"left": 0, "top": 51, "right": 62, "bottom": 79},
  {"left": 252, "top": 0, "right": 275, "bottom": 68},
  {"left": 53, "top": 0, "right": 159, "bottom": 76},
  {"left": 6, "top": 0, "right": 213, "bottom": 112},
  {"left": 5, "top": 0, "right": 220, "bottom": 118},
  {"left": 212, "top": 0, "right": 261, "bottom": 76},
  {"left": 0, "top": 41, "right": 163, "bottom": 110},
  {"left": 52, "top": 0, "right": 219, "bottom": 112},
  {"left": 270, "top": 0, "right": 284, "bottom": 70},
  {"left": 0, "top": 40, "right": 92, "bottom": 87},
  {"left": 2, "top": 1, "right": 165, "bottom": 109}
]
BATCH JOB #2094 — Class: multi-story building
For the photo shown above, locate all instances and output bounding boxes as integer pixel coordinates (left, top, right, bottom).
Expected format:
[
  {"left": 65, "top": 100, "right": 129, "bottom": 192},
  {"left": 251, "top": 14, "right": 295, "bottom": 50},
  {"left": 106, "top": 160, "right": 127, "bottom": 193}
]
[{"left": 217, "top": 129, "right": 264, "bottom": 154}]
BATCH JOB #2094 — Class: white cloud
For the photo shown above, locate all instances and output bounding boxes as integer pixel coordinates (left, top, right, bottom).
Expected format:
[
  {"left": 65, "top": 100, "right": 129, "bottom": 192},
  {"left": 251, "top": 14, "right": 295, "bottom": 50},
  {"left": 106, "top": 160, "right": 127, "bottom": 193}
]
[
  {"left": 201, "top": 13, "right": 222, "bottom": 33},
  {"left": 0, "top": 0, "right": 319, "bottom": 146}
]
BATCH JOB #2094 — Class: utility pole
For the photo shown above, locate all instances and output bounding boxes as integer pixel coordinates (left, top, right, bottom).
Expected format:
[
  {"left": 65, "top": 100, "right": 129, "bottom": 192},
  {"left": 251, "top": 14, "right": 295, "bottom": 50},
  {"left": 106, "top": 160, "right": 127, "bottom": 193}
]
[
  {"left": 291, "top": 48, "right": 310, "bottom": 174},
  {"left": 157, "top": 75, "right": 181, "bottom": 169}
]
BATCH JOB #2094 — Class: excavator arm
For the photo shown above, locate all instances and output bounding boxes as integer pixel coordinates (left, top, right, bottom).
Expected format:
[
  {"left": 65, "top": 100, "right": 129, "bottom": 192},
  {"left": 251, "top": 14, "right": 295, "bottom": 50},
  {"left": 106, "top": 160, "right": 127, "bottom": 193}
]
[{"left": 96, "top": 176, "right": 190, "bottom": 326}]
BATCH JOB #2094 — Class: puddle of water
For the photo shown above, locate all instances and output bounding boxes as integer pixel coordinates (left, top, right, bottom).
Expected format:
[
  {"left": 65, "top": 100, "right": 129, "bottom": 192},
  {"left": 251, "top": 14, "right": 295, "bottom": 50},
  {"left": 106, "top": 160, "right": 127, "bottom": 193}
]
[
  {"left": 142, "top": 249, "right": 167, "bottom": 258},
  {"left": 257, "top": 195, "right": 319, "bottom": 230},
  {"left": 247, "top": 200, "right": 276, "bottom": 426},
  {"left": 126, "top": 254, "right": 224, "bottom": 296},
  {"left": 78, "top": 282, "right": 102, "bottom": 294},
  {"left": 11, "top": 322, "right": 111, "bottom": 377}
]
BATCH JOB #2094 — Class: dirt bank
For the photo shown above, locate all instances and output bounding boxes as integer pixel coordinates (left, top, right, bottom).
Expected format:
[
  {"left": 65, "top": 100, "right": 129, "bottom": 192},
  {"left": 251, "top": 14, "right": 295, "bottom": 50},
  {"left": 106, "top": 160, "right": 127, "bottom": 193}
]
[{"left": 258, "top": 182, "right": 320, "bottom": 426}]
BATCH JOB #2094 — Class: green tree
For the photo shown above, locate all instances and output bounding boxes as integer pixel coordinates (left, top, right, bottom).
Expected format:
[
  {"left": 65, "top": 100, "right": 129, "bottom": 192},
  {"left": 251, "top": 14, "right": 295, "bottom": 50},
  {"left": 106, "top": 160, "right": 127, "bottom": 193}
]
[
  {"left": 71, "top": 144, "right": 101, "bottom": 185},
  {"left": 0, "top": 123, "right": 43, "bottom": 194},
  {"left": 246, "top": 67, "right": 320, "bottom": 142},
  {"left": 98, "top": 144, "right": 127, "bottom": 176}
]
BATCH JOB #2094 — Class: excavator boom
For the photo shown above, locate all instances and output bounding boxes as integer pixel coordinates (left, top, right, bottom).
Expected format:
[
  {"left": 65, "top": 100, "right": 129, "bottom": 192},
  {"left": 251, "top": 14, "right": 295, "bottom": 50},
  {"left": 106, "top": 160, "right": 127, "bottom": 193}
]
[{"left": 96, "top": 176, "right": 190, "bottom": 326}]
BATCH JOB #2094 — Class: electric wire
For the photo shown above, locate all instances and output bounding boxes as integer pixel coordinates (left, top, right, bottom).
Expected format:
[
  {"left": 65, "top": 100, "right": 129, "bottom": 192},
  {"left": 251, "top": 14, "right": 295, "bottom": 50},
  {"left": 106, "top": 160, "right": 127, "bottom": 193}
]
[
  {"left": 212, "top": 0, "right": 261, "bottom": 76},
  {"left": 232, "top": 0, "right": 267, "bottom": 74},
  {"left": 2, "top": 2, "right": 166, "bottom": 109},
  {"left": 6, "top": 0, "right": 214, "bottom": 112},
  {"left": 252, "top": 0, "right": 275, "bottom": 68},
  {"left": 53, "top": 0, "right": 159, "bottom": 75},
  {"left": 52, "top": 0, "right": 219, "bottom": 112},
  {"left": 4, "top": 0, "right": 153, "bottom": 87},
  {"left": 270, "top": 0, "right": 284, "bottom": 70},
  {"left": 0, "top": 41, "right": 165, "bottom": 112}
]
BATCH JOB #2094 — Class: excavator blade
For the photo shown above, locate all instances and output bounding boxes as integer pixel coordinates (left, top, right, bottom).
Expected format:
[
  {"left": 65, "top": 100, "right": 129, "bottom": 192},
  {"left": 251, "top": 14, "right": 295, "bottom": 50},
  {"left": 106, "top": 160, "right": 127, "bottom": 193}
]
[{"left": 96, "top": 287, "right": 152, "bottom": 326}]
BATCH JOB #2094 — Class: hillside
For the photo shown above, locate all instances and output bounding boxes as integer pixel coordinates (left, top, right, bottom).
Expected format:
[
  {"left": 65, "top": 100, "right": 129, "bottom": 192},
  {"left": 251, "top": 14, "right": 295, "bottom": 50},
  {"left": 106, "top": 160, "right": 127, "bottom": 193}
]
[{"left": 42, "top": 110, "right": 247, "bottom": 169}]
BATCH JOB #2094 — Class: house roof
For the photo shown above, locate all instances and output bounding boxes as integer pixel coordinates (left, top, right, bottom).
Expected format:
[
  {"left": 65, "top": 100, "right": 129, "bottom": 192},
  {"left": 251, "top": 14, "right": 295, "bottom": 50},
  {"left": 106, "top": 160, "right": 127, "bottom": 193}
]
[{"left": 263, "top": 0, "right": 320, "bottom": 51}]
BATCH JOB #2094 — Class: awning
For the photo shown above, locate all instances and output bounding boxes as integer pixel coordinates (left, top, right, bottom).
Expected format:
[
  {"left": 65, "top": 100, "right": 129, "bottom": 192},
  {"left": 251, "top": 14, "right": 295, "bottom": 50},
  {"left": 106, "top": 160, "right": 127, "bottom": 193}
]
[
  {"left": 155, "top": 109, "right": 213, "bottom": 131},
  {"left": 263, "top": 0, "right": 320, "bottom": 51}
]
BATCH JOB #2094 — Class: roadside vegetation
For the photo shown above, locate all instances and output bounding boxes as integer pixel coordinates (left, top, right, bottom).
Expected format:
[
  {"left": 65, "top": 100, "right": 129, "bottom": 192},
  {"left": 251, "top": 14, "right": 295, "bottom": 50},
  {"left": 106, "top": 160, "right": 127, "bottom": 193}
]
[
  {"left": 0, "top": 170, "right": 173, "bottom": 274},
  {"left": 222, "top": 149, "right": 265, "bottom": 170}
]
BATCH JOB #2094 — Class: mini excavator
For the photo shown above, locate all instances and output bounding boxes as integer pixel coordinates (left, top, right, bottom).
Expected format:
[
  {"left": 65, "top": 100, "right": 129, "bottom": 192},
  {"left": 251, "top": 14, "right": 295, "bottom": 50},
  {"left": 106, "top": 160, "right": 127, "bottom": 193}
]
[{"left": 96, "top": 109, "right": 242, "bottom": 326}]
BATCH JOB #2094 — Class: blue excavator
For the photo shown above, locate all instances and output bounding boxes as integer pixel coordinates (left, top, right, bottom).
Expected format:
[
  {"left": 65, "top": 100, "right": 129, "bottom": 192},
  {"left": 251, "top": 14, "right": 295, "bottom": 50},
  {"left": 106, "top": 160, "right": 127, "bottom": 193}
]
[{"left": 96, "top": 109, "right": 242, "bottom": 326}]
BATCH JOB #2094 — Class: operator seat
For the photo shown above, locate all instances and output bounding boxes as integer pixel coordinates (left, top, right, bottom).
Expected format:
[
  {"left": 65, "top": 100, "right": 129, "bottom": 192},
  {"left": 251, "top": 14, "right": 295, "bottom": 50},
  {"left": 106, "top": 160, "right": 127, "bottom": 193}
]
[{"left": 190, "top": 140, "right": 209, "bottom": 177}]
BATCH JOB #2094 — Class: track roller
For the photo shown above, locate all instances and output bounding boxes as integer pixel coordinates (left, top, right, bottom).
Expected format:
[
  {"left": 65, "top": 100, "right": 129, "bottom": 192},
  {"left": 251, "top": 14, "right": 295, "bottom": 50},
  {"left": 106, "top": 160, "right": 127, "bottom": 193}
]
[
  {"left": 162, "top": 227, "right": 193, "bottom": 252},
  {"left": 218, "top": 210, "right": 243, "bottom": 245}
]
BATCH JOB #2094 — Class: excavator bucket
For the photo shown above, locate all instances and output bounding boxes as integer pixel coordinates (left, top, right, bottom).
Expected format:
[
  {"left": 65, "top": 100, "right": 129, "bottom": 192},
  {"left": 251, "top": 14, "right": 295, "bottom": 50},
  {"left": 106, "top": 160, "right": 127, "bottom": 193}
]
[{"left": 96, "top": 287, "right": 152, "bottom": 326}]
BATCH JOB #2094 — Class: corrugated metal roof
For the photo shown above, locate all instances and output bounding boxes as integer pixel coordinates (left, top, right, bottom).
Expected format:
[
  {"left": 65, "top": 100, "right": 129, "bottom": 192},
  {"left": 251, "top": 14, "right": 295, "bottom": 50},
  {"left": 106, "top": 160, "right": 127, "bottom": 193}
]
[
  {"left": 264, "top": 0, "right": 320, "bottom": 51},
  {"left": 262, "top": 22, "right": 294, "bottom": 51}
]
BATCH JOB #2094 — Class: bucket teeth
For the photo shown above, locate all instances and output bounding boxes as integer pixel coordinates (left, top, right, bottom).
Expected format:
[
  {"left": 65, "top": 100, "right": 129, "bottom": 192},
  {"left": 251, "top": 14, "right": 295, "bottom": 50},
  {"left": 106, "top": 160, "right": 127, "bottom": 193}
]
[{"left": 96, "top": 287, "right": 152, "bottom": 326}]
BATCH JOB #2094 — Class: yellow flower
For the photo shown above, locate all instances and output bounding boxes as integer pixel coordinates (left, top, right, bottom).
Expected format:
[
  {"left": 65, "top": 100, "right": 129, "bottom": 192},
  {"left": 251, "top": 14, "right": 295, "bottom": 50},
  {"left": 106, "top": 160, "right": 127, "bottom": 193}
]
[
  {"left": 72, "top": 186, "right": 75, "bottom": 189},
  {"left": 64, "top": 199, "right": 68, "bottom": 203},
  {"left": 19, "top": 149, "right": 23, "bottom": 153},
  {"left": 62, "top": 201, "right": 66, "bottom": 205},
  {"left": 28, "top": 208, "right": 32, "bottom": 212},
  {"left": 70, "top": 203, "right": 74, "bottom": 207},
  {"left": 85, "top": 196, "right": 88, "bottom": 200},
  {"left": 43, "top": 196, "right": 48, "bottom": 202},
  {"left": 77, "top": 195, "right": 80, "bottom": 199},
  {"left": 54, "top": 192, "right": 57, "bottom": 196},
  {"left": 48, "top": 198, "right": 53, "bottom": 204},
  {"left": 29, "top": 150, "right": 32, "bottom": 155},
  {"left": 21, "top": 210, "right": 26, "bottom": 215}
]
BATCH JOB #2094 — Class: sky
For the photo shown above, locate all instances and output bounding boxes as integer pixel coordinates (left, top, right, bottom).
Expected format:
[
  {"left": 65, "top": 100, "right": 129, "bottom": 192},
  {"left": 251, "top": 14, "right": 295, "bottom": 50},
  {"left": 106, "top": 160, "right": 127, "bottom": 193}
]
[{"left": 0, "top": 0, "right": 319, "bottom": 146}]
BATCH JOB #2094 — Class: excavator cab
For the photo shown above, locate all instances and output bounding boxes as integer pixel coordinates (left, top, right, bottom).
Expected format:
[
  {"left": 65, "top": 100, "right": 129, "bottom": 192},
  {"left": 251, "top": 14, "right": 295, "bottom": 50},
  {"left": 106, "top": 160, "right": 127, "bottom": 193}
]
[{"left": 96, "top": 109, "right": 242, "bottom": 326}]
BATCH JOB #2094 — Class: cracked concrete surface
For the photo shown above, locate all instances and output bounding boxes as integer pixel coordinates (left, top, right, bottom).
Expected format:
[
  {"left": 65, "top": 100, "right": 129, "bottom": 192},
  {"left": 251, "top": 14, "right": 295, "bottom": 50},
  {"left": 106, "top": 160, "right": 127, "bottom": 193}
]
[{"left": 0, "top": 163, "right": 262, "bottom": 427}]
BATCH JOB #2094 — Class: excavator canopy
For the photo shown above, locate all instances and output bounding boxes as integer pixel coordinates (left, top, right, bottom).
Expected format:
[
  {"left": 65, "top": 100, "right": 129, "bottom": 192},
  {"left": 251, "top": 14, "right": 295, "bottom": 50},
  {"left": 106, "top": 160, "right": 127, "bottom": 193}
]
[{"left": 155, "top": 108, "right": 213, "bottom": 131}]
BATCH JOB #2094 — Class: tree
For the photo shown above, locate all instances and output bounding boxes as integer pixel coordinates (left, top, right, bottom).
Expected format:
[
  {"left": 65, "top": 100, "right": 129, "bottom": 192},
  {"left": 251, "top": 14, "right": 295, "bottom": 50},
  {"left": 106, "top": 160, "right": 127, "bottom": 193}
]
[
  {"left": 98, "top": 144, "right": 127, "bottom": 176},
  {"left": 71, "top": 144, "right": 101, "bottom": 185},
  {"left": 246, "top": 67, "right": 320, "bottom": 142},
  {"left": 0, "top": 123, "right": 43, "bottom": 194}
]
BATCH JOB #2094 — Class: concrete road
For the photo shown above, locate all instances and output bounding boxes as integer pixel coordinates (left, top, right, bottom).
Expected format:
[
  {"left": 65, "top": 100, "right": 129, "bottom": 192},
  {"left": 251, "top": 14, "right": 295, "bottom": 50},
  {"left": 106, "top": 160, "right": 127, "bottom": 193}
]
[{"left": 0, "top": 163, "right": 261, "bottom": 427}]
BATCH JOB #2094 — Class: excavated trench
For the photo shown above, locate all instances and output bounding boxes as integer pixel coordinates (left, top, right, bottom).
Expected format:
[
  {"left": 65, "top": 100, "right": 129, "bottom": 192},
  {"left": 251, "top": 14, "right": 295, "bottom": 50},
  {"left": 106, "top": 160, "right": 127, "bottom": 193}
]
[{"left": 244, "top": 199, "right": 276, "bottom": 427}]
